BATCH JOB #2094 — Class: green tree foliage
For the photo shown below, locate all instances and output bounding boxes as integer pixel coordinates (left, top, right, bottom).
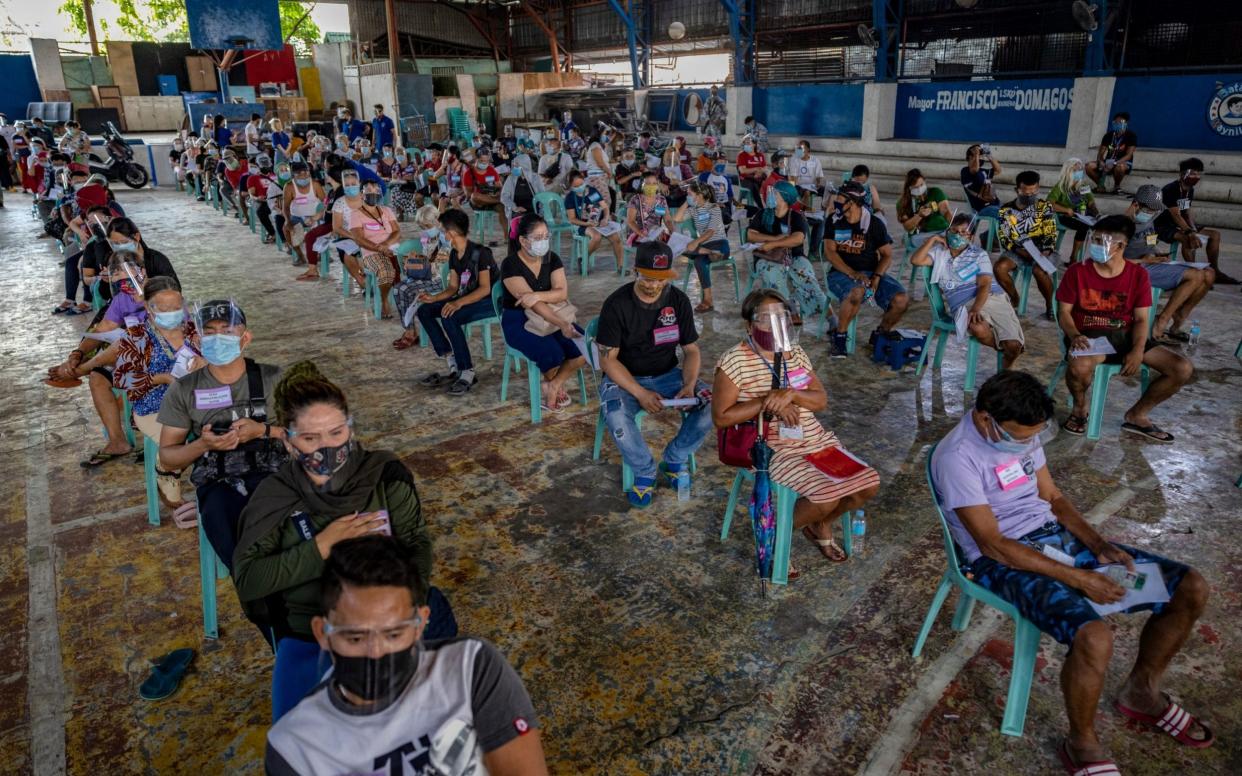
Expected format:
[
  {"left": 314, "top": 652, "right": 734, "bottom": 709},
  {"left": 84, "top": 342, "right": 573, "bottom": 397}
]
[{"left": 57, "top": 0, "right": 322, "bottom": 55}]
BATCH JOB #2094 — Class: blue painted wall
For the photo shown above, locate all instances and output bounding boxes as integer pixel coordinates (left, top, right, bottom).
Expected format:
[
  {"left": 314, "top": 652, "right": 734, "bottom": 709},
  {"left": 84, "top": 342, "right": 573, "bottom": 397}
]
[
  {"left": 753, "top": 85, "right": 864, "bottom": 138},
  {"left": 1111, "top": 73, "right": 1242, "bottom": 152},
  {"left": 894, "top": 78, "right": 1075, "bottom": 145},
  {"left": 0, "top": 54, "right": 43, "bottom": 121}
]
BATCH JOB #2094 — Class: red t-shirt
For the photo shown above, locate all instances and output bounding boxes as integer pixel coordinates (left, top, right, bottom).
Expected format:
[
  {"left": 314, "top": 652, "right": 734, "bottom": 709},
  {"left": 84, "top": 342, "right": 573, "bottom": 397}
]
[
  {"left": 736, "top": 151, "right": 766, "bottom": 179},
  {"left": 463, "top": 165, "right": 501, "bottom": 193},
  {"left": 246, "top": 175, "right": 269, "bottom": 197},
  {"left": 1055, "top": 259, "right": 1152, "bottom": 334},
  {"left": 224, "top": 166, "right": 246, "bottom": 189}
]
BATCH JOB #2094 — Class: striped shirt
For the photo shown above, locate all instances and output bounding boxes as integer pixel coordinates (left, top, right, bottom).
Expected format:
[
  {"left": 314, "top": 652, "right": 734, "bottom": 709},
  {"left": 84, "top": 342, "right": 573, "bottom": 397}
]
[
  {"left": 716, "top": 343, "right": 833, "bottom": 453},
  {"left": 686, "top": 203, "right": 725, "bottom": 240}
]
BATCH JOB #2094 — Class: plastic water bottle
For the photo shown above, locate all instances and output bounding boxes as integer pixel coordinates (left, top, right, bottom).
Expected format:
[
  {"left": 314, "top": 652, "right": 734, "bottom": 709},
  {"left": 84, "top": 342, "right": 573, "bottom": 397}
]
[
  {"left": 1188, "top": 320, "right": 1201, "bottom": 346},
  {"left": 676, "top": 470, "right": 691, "bottom": 502},
  {"left": 851, "top": 511, "right": 867, "bottom": 557}
]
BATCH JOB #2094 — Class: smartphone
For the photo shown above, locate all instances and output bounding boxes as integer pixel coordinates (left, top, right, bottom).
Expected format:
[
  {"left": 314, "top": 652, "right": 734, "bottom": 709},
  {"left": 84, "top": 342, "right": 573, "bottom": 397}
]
[
  {"left": 209, "top": 420, "right": 233, "bottom": 435},
  {"left": 371, "top": 509, "right": 392, "bottom": 536}
]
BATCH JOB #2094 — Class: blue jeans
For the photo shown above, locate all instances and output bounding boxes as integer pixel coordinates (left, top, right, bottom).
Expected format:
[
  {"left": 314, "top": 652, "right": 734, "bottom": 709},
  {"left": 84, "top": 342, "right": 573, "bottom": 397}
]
[
  {"left": 691, "top": 239, "right": 731, "bottom": 290},
  {"left": 416, "top": 296, "right": 495, "bottom": 372},
  {"left": 269, "top": 587, "right": 458, "bottom": 721},
  {"left": 599, "top": 368, "right": 713, "bottom": 482}
]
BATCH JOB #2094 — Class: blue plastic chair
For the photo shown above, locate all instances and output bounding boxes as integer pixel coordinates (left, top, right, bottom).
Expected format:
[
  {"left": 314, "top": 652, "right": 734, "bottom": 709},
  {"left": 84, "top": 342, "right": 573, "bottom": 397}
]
[
  {"left": 500, "top": 335, "right": 589, "bottom": 424},
  {"left": 720, "top": 468, "right": 854, "bottom": 586},
  {"left": 460, "top": 281, "right": 502, "bottom": 361},
  {"left": 915, "top": 267, "right": 1004, "bottom": 392},
  {"left": 679, "top": 221, "right": 741, "bottom": 304},
  {"left": 198, "top": 515, "right": 229, "bottom": 640},
  {"left": 247, "top": 197, "right": 259, "bottom": 234},
  {"left": 912, "top": 444, "right": 1042, "bottom": 736},
  {"left": 363, "top": 270, "right": 383, "bottom": 320}
]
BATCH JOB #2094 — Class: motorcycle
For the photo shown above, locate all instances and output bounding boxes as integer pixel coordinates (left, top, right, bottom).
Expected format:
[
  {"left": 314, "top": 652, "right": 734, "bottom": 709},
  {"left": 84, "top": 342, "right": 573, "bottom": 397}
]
[{"left": 88, "top": 122, "right": 149, "bottom": 189}]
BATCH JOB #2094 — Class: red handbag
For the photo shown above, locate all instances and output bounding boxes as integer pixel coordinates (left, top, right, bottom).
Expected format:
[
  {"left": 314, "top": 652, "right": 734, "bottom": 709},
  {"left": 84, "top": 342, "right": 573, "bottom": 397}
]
[{"left": 717, "top": 421, "right": 758, "bottom": 467}]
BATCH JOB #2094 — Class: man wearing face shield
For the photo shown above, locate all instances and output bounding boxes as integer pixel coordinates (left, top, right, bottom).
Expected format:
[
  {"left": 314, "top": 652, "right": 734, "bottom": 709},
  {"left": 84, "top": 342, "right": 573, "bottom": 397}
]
[
  {"left": 158, "top": 301, "right": 289, "bottom": 569},
  {"left": 931, "top": 370, "right": 1210, "bottom": 773},
  {"left": 1055, "top": 216, "right": 1192, "bottom": 442},
  {"left": 1152, "top": 158, "right": 1232, "bottom": 284},
  {"left": 537, "top": 136, "right": 574, "bottom": 193},
  {"left": 266, "top": 535, "right": 546, "bottom": 775},
  {"left": 463, "top": 148, "right": 505, "bottom": 238},
  {"left": 596, "top": 242, "right": 714, "bottom": 509}
]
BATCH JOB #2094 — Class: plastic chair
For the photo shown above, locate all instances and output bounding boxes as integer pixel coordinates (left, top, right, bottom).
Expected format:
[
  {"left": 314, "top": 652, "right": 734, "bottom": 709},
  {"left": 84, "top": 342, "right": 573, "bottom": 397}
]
[
  {"left": 976, "top": 215, "right": 999, "bottom": 253},
  {"left": 363, "top": 270, "right": 383, "bottom": 320},
  {"left": 198, "top": 515, "right": 229, "bottom": 640},
  {"left": 532, "top": 192, "right": 576, "bottom": 256},
  {"left": 461, "top": 281, "right": 502, "bottom": 361},
  {"left": 820, "top": 264, "right": 858, "bottom": 354},
  {"left": 142, "top": 435, "right": 161, "bottom": 527},
  {"left": 915, "top": 267, "right": 1004, "bottom": 392},
  {"left": 247, "top": 197, "right": 259, "bottom": 234},
  {"left": 680, "top": 234, "right": 741, "bottom": 303},
  {"left": 472, "top": 207, "right": 499, "bottom": 244},
  {"left": 572, "top": 233, "right": 602, "bottom": 277},
  {"left": 912, "top": 444, "right": 1042, "bottom": 737},
  {"left": 500, "top": 334, "right": 590, "bottom": 424},
  {"left": 720, "top": 468, "right": 855, "bottom": 586}
]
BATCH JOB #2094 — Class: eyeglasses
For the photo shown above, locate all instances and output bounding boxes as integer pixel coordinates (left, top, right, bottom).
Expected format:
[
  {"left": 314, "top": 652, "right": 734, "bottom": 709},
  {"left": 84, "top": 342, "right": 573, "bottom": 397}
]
[{"left": 323, "top": 616, "right": 422, "bottom": 647}]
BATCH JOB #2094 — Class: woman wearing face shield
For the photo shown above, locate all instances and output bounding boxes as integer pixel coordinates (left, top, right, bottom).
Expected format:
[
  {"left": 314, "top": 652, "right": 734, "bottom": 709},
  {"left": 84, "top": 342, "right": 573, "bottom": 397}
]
[
  {"left": 713, "top": 290, "right": 881, "bottom": 573},
  {"left": 391, "top": 206, "right": 450, "bottom": 350},
  {"left": 501, "top": 213, "right": 586, "bottom": 412},
  {"left": 747, "top": 181, "right": 827, "bottom": 327},
  {"left": 284, "top": 161, "right": 327, "bottom": 276},
  {"left": 350, "top": 180, "right": 402, "bottom": 318},
  {"left": 625, "top": 170, "right": 674, "bottom": 249},
  {"left": 388, "top": 147, "right": 423, "bottom": 219},
  {"left": 328, "top": 167, "right": 368, "bottom": 289},
  {"left": 500, "top": 149, "right": 545, "bottom": 226},
  {"left": 234, "top": 361, "right": 454, "bottom": 721},
  {"left": 112, "top": 276, "right": 198, "bottom": 506}
]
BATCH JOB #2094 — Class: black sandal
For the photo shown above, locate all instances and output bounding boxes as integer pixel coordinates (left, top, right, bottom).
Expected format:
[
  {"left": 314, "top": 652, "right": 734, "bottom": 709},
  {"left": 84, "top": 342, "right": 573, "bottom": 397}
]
[
  {"left": 1062, "top": 415, "right": 1088, "bottom": 436},
  {"left": 418, "top": 371, "right": 457, "bottom": 387},
  {"left": 1121, "top": 422, "right": 1174, "bottom": 443},
  {"left": 446, "top": 375, "right": 477, "bottom": 396}
]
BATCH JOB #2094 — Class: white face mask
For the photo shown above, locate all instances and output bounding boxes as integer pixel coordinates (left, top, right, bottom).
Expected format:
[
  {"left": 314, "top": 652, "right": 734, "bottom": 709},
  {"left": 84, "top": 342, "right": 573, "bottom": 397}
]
[
  {"left": 527, "top": 237, "right": 550, "bottom": 257},
  {"left": 911, "top": 184, "right": 927, "bottom": 197}
]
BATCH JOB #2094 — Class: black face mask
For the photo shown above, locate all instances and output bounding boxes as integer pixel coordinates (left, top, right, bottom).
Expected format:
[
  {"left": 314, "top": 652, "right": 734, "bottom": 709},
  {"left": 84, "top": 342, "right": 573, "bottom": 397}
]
[
  {"left": 1015, "top": 193, "right": 1036, "bottom": 208},
  {"left": 331, "top": 646, "right": 418, "bottom": 702},
  {"left": 363, "top": 192, "right": 381, "bottom": 206}
]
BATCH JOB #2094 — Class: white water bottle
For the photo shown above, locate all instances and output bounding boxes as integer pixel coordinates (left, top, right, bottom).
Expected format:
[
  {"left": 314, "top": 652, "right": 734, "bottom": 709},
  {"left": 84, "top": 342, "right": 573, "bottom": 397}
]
[
  {"left": 1188, "top": 320, "right": 1200, "bottom": 346},
  {"left": 851, "top": 510, "right": 867, "bottom": 557},
  {"left": 677, "top": 470, "right": 690, "bottom": 502}
]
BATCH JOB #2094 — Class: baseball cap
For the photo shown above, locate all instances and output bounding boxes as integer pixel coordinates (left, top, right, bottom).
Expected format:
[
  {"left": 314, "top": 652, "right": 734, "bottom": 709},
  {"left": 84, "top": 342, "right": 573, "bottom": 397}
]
[
  {"left": 839, "top": 180, "right": 867, "bottom": 203},
  {"left": 634, "top": 241, "right": 677, "bottom": 280},
  {"left": 1133, "top": 184, "right": 1164, "bottom": 212},
  {"left": 704, "top": 136, "right": 717, "bottom": 149},
  {"left": 198, "top": 300, "right": 247, "bottom": 327}
]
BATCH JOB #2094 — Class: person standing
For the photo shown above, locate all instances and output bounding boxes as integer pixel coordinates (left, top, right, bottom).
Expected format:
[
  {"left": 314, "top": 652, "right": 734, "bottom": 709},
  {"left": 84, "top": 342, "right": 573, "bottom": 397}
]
[
  {"left": 370, "top": 104, "right": 396, "bottom": 150},
  {"left": 702, "top": 85, "right": 727, "bottom": 138}
]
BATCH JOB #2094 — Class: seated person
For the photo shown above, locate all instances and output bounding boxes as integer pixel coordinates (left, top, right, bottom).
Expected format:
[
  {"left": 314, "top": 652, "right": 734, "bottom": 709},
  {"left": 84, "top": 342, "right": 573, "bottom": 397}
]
[
  {"left": 712, "top": 290, "right": 880, "bottom": 574},
  {"left": 909, "top": 214, "right": 1024, "bottom": 368},
  {"left": 563, "top": 170, "right": 624, "bottom": 272},
  {"left": 625, "top": 169, "right": 673, "bottom": 246},
  {"left": 1047, "top": 158, "right": 1100, "bottom": 263},
  {"left": 1085, "top": 112, "right": 1137, "bottom": 194},
  {"left": 759, "top": 150, "right": 800, "bottom": 213},
  {"left": 1056, "top": 216, "right": 1192, "bottom": 442},
  {"left": 500, "top": 151, "right": 544, "bottom": 225},
  {"left": 995, "top": 171, "right": 1060, "bottom": 320},
  {"left": 463, "top": 148, "right": 505, "bottom": 235},
  {"left": 284, "top": 162, "right": 328, "bottom": 277},
  {"left": 1152, "top": 158, "right": 1233, "bottom": 284},
  {"left": 696, "top": 152, "right": 737, "bottom": 234},
  {"left": 674, "top": 181, "right": 731, "bottom": 313},
  {"left": 105, "top": 217, "right": 178, "bottom": 285},
  {"left": 266, "top": 535, "right": 545, "bottom": 775},
  {"left": 736, "top": 135, "right": 768, "bottom": 215},
  {"left": 415, "top": 209, "right": 498, "bottom": 397},
  {"left": 614, "top": 147, "right": 643, "bottom": 197},
  {"left": 895, "top": 168, "right": 951, "bottom": 249},
  {"left": 960, "top": 143, "right": 1002, "bottom": 220},
  {"left": 1125, "top": 185, "right": 1214, "bottom": 344},
  {"left": 842, "top": 164, "right": 885, "bottom": 222},
  {"left": 158, "top": 301, "right": 288, "bottom": 568},
  {"left": 596, "top": 242, "right": 714, "bottom": 509},
  {"left": 349, "top": 180, "right": 401, "bottom": 319},
  {"left": 391, "top": 206, "right": 449, "bottom": 350},
  {"left": 823, "top": 181, "right": 907, "bottom": 358},
  {"left": 931, "top": 370, "right": 1210, "bottom": 775},
  {"left": 694, "top": 136, "right": 718, "bottom": 175},
  {"left": 113, "top": 275, "right": 197, "bottom": 506},
  {"left": 747, "top": 181, "right": 826, "bottom": 329},
  {"left": 235, "top": 362, "right": 456, "bottom": 721},
  {"left": 501, "top": 214, "right": 586, "bottom": 412},
  {"left": 327, "top": 167, "right": 367, "bottom": 289},
  {"left": 219, "top": 150, "right": 246, "bottom": 214},
  {"left": 537, "top": 136, "right": 574, "bottom": 193}
]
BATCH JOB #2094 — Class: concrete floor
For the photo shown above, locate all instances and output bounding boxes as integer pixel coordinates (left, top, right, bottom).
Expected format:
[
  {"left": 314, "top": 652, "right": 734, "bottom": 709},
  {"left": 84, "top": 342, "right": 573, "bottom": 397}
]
[{"left": 2, "top": 188, "right": 1240, "bottom": 776}]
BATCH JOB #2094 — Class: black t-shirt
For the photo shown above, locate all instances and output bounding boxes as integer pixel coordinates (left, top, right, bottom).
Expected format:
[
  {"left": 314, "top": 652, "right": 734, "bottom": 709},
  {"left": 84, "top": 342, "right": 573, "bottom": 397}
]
[
  {"left": 959, "top": 164, "right": 997, "bottom": 211},
  {"left": 1099, "top": 129, "right": 1138, "bottom": 161},
  {"left": 1153, "top": 180, "right": 1195, "bottom": 232},
  {"left": 512, "top": 175, "right": 535, "bottom": 213},
  {"left": 828, "top": 214, "right": 893, "bottom": 273},
  {"left": 748, "top": 209, "right": 808, "bottom": 258},
  {"left": 596, "top": 283, "right": 697, "bottom": 378},
  {"left": 449, "top": 242, "right": 498, "bottom": 298},
  {"left": 81, "top": 243, "right": 179, "bottom": 298},
  {"left": 500, "top": 251, "right": 563, "bottom": 310}
]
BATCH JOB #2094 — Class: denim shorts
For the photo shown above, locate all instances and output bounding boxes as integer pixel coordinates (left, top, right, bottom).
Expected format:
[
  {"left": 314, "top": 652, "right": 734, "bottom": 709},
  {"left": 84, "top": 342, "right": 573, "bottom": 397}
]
[
  {"left": 825, "top": 269, "right": 905, "bottom": 311},
  {"left": 1144, "top": 262, "right": 1190, "bottom": 290},
  {"left": 968, "top": 523, "right": 1190, "bottom": 647}
]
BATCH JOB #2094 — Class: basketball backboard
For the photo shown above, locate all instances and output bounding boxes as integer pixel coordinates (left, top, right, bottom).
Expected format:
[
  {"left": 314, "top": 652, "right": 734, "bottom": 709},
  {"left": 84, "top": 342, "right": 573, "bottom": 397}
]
[{"left": 186, "top": 0, "right": 283, "bottom": 51}]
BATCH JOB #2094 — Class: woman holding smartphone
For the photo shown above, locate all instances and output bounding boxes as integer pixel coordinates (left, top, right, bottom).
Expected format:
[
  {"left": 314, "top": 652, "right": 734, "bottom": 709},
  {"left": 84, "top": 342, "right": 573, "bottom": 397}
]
[{"left": 234, "top": 361, "right": 456, "bottom": 721}]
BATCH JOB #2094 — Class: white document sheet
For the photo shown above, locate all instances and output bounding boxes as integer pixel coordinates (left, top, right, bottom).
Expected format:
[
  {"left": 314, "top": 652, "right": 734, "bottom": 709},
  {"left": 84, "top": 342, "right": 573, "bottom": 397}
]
[
  {"left": 1022, "top": 239, "right": 1058, "bottom": 274},
  {"left": 1088, "top": 563, "right": 1170, "bottom": 616},
  {"left": 666, "top": 231, "right": 693, "bottom": 257},
  {"left": 1070, "top": 336, "right": 1116, "bottom": 358}
]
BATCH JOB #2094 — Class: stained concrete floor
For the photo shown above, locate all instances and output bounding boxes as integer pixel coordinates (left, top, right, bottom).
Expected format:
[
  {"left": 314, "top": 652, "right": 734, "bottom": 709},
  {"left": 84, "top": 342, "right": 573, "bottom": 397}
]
[{"left": 2, "top": 188, "right": 1240, "bottom": 776}]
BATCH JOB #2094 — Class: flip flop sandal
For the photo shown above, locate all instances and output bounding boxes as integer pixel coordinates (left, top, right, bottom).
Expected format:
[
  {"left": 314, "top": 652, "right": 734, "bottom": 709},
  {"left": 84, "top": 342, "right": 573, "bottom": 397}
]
[
  {"left": 81, "top": 448, "right": 133, "bottom": 468},
  {"left": 801, "top": 525, "right": 848, "bottom": 562},
  {"left": 139, "top": 648, "right": 195, "bottom": 701},
  {"left": 694, "top": 302, "right": 714, "bottom": 313},
  {"left": 446, "top": 376, "right": 477, "bottom": 396},
  {"left": 1120, "top": 422, "right": 1174, "bottom": 444},
  {"left": 1114, "top": 695, "right": 1214, "bottom": 748},
  {"left": 51, "top": 304, "right": 72, "bottom": 315},
  {"left": 1163, "top": 330, "right": 1191, "bottom": 343},
  {"left": 1057, "top": 739, "right": 1120, "bottom": 776},
  {"left": 555, "top": 391, "right": 572, "bottom": 409},
  {"left": 419, "top": 371, "right": 458, "bottom": 387},
  {"left": 43, "top": 376, "right": 83, "bottom": 389},
  {"left": 392, "top": 334, "right": 418, "bottom": 350},
  {"left": 1062, "top": 415, "right": 1088, "bottom": 436}
]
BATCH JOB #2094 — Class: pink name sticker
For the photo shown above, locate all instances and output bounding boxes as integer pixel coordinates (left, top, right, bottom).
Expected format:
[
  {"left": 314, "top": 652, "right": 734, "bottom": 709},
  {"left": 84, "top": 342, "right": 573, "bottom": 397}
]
[
  {"left": 364, "top": 222, "right": 383, "bottom": 231},
  {"left": 788, "top": 367, "right": 811, "bottom": 389},
  {"left": 194, "top": 386, "right": 232, "bottom": 410},
  {"left": 994, "top": 458, "right": 1029, "bottom": 491},
  {"left": 653, "top": 325, "right": 680, "bottom": 346}
]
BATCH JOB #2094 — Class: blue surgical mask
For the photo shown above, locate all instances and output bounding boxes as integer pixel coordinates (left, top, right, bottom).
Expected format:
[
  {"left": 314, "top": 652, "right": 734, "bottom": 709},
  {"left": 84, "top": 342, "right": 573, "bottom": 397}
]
[
  {"left": 946, "top": 233, "right": 969, "bottom": 251},
  {"left": 572, "top": 184, "right": 587, "bottom": 195},
  {"left": 1088, "top": 243, "right": 1111, "bottom": 262},
  {"left": 713, "top": 164, "right": 726, "bottom": 175},
  {"left": 343, "top": 184, "right": 360, "bottom": 197},
  {"left": 1135, "top": 211, "right": 1154, "bottom": 224},
  {"left": 152, "top": 309, "right": 185, "bottom": 329},
  {"left": 765, "top": 190, "right": 779, "bottom": 209},
  {"left": 1112, "top": 121, "right": 1127, "bottom": 132},
  {"left": 743, "top": 144, "right": 754, "bottom": 153},
  {"left": 989, "top": 417, "right": 1037, "bottom": 454},
  {"left": 200, "top": 333, "right": 242, "bottom": 366},
  {"left": 109, "top": 239, "right": 136, "bottom": 253},
  {"left": 1072, "top": 169, "right": 1084, "bottom": 182}
]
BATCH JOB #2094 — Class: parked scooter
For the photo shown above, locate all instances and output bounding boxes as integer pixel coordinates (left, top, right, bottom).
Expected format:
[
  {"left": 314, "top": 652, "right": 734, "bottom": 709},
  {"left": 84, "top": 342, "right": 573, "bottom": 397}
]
[{"left": 88, "top": 122, "right": 149, "bottom": 189}]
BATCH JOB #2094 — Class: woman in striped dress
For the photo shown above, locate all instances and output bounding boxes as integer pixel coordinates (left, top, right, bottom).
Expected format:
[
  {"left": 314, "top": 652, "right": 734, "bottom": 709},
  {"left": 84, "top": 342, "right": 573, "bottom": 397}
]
[{"left": 712, "top": 289, "right": 880, "bottom": 571}]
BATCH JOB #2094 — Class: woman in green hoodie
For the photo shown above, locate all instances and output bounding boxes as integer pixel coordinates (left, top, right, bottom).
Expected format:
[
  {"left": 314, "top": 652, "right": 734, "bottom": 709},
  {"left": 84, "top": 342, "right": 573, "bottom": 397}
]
[{"left": 234, "top": 361, "right": 455, "bottom": 720}]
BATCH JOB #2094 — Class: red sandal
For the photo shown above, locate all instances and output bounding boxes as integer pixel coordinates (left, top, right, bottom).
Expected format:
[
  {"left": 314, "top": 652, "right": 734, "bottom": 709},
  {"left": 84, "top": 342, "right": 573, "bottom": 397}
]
[
  {"left": 1114, "top": 695, "right": 1214, "bottom": 748},
  {"left": 1056, "top": 739, "right": 1120, "bottom": 776}
]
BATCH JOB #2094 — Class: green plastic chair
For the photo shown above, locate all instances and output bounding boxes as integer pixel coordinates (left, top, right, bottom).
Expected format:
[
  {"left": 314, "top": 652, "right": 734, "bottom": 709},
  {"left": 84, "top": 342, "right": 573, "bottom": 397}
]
[
  {"left": 680, "top": 250, "right": 741, "bottom": 302},
  {"left": 572, "top": 233, "right": 603, "bottom": 277},
  {"left": 472, "top": 207, "right": 499, "bottom": 244},
  {"left": 912, "top": 443, "right": 1042, "bottom": 737},
  {"left": 499, "top": 315, "right": 589, "bottom": 424},
  {"left": 532, "top": 191, "right": 576, "bottom": 257},
  {"left": 198, "top": 513, "right": 228, "bottom": 640},
  {"left": 247, "top": 197, "right": 259, "bottom": 234},
  {"left": 142, "top": 435, "right": 161, "bottom": 526},
  {"left": 915, "top": 266, "right": 1004, "bottom": 392},
  {"left": 459, "top": 280, "right": 502, "bottom": 361},
  {"left": 720, "top": 468, "right": 854, "bottom": 586},
  {"left": 363, "top": 270, "right": 384, "bottom": 320},
  {"left": 818, "top": 262, "right": 858, "bottom": 353}
]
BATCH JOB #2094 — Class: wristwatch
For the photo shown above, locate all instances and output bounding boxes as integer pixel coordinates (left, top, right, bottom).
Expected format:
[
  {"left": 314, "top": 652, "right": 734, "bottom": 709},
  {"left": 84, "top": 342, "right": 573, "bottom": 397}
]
[{"left": 263, "top": 423, "right": 271, "bottom": 439}]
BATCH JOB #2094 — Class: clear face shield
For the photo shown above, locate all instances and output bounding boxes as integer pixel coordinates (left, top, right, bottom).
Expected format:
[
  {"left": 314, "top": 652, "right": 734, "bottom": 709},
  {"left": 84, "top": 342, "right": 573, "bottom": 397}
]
[
  {"left": 1085, "top": 230, "right": 1121, "bottom": 263},
  {"left": 320, "top": 613, "right": 424, "bottom": 703},
  {"left": 110, "top": 257, "right": 146, "bottom": 297},
  {"left": 750, "top": 304, "right": 796, "bottom": 353}
]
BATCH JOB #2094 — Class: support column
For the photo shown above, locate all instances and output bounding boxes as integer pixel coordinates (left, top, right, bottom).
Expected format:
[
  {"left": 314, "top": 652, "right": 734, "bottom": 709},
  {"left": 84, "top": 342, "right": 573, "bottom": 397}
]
[
  {"left": 606, "top": 0, "right": 647, "bottom": 89},
  {"left": 720, "top": 0, "right": 756, "bottom": 86},
  {"left": 1064, "top": 77, "right": 1116, "bottom": 156},
  {"left": 726, "top": 86, "right": 752, "bottom": 140},
  {"left": 860, "top": 82, "right": 896, "bottom": 152},
  {"left": 384, "top": 0, "right": 402, "bottom": 121},
  {"left": 1083, "top": 0, "right": 1111, "bottom": 75}
]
